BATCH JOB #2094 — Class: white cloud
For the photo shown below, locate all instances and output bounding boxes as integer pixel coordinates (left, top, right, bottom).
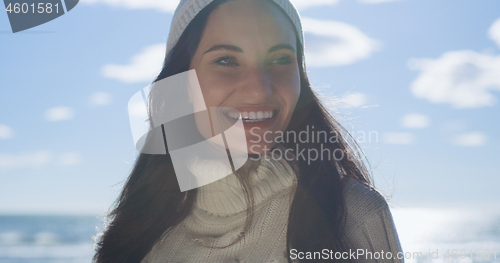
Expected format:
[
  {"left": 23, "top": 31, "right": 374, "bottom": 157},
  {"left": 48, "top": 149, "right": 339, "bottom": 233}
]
[
  {"left": 0, "top": 124, "right": 14, "bottom": 139},
  {"left": 383, "top": 132, "right": 414, "bottom": 145},
  {"left": 101, "top": 44, "right": 165, "bottom": 83},
  {"left": 291, "top": 0, "right": 339, "bottom": 9},
  {"left": 80, "top": 0, "right": 179, "bottom": 13},
  {"left": 451, "top": 132, "right": 487, "bottom": 147},
  {"left": 358, "top": 0, "right": 401, "bottom": 3},
  {"left": 401, "top": 113, "right": 430, "bottom": 129},
  {"left": 0, "top": 151, "right": 53, "bottom": 169},
  {"left": 44, "top": 106, "right": 75, "bottom": 122},
  {"left": 79, "top": 0, "right": 398, "bottom": 12},
  {"left": 58, "top": 152, "right": 81, "bottom": 166},
  {"left": 338, "top": 92, "right": 368, "bottom": 108},
  {"left": 81, "top": 0, "right": 339, "bottom": 12},
  {"left": 90, "top": 92, "right": 112, "bottom": 106},
  {"left": 302, "top": 17, "right": 381, "bottom": 67},
  {"left": 0, "top": 151, "right": 82, "bottom": 169},
  {"left": 409, "top": 51, "right": 500, "bottom": 108},
  {"left": 409, "top": 19, "right": 500, "bottom": 109},
  {"left": 488, "top": 18, "right": 500, "bottom": 48}
]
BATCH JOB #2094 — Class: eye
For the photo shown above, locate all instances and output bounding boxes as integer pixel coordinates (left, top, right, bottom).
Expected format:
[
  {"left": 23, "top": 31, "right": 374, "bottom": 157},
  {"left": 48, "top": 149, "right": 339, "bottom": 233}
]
[
  {"left": 270, "top": 55, "right": 293, "bottom": 65},
  {"left": 214, "top": 56, "right": 239, "bottom": 67}
]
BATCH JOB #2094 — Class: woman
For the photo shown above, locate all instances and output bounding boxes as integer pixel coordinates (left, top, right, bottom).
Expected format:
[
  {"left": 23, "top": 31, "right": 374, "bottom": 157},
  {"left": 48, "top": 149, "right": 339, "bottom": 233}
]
[{"left": 94, "top": 0, "right": 404, "bottom": 262}]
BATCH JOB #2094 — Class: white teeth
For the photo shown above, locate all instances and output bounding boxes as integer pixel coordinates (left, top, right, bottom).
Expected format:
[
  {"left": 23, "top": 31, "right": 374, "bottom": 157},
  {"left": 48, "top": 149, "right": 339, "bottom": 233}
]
[{"left": 226, "top": 110, "right": 275, "bottom": 122}]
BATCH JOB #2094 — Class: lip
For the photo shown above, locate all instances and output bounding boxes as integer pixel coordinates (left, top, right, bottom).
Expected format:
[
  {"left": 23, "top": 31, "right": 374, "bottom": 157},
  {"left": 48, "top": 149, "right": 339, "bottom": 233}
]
[
  {"left": 232, "top": 105, "right": 279, "bottom": 112},
  {"left": 222, "top": 104, "right": 280, "bottom": 130}
]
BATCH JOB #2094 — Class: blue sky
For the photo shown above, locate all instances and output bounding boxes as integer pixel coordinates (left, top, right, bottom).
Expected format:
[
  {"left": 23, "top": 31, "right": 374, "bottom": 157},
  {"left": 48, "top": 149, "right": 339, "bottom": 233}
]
[{"left": 0, "top": 0, "right": 499, "bottom": 215}]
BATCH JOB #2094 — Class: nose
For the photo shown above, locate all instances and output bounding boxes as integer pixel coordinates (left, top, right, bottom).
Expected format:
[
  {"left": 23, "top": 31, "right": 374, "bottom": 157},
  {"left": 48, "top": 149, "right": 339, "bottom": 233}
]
[{"left": 239, "top": 66, "right": 273, "bottom": 102}]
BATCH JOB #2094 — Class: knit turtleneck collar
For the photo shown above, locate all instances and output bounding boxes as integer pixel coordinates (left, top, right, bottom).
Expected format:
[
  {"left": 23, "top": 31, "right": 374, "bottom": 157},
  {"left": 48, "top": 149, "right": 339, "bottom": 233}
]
[{"left": 192, "top": 157, "right": 297, "bottom": 216}]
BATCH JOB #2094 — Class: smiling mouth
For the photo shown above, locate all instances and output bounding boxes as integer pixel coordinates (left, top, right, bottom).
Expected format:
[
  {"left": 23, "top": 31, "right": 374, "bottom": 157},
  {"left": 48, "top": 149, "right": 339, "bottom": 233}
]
[{"left": 225, "top": 110, "right": 275, "bottom": 123}]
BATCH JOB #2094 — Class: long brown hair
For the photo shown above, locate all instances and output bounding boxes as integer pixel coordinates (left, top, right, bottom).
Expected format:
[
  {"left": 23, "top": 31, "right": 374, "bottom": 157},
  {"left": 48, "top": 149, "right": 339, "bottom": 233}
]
[{"left": 94, "top": 0, "right": 372, "bottom": 262}]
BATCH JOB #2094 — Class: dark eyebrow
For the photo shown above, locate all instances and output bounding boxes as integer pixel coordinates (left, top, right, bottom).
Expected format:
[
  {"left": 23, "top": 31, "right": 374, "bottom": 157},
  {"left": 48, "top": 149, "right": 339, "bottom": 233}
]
[
  {"left": 203, "top": 44, "right": 295, "bottom": 55},
  {"left": 204, "top": 45, "right": 243, "bottom": 54},
  {"left": 268, "top": 44, "right": 295, "bottom": 53}
]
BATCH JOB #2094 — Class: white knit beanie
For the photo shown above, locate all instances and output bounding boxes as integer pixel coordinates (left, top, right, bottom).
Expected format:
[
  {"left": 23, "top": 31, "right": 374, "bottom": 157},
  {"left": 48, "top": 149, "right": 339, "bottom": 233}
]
[{"left": 166, "top": 0, "right": 304, "bottom": 55}]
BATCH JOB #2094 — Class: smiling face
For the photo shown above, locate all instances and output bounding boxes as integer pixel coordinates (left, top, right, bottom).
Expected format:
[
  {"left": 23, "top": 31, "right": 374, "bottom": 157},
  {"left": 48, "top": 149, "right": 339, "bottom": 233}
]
[{"left": 189, "top": 0, "right": 301, "bottom": 155}]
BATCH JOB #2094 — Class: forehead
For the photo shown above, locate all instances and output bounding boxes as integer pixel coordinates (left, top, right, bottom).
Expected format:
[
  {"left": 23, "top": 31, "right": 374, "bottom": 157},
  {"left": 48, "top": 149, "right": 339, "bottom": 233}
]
[{"left": 199, "top": 0, "right": 297, "bottom": 51}]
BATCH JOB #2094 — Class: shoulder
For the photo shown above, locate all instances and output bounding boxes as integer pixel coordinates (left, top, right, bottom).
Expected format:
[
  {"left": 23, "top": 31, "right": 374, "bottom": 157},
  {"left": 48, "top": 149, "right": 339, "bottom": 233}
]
[
  {"left": 342, "top": 177, "right": 391, "bottom": 229},
  {"left": 341, "top": 178, "right": 404, "bottom": 259}
]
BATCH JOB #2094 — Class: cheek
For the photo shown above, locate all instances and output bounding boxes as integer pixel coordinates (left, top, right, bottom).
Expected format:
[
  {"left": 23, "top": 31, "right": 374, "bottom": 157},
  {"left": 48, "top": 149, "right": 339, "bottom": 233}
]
[
  {"left": 196, "top": 70, "right": 235, "bottom": 108},
  {"left": 276, "top": 70, "right": 301, "bottom": 113},
  {"left": 193, "top": 69, "right": 236, "bottom": 140}
]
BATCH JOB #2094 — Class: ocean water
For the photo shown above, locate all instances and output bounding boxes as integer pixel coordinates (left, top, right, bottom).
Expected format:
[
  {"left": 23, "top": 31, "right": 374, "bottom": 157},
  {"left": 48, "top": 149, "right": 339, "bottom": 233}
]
[
  {"left": 0, "top": 208, "right": 498, "bottom": 262},
  {"left": 391, "top": 208, "right": 500, "bottom": 263},
  {"left": 0, "top": 215, "right": 102, "bottom": 263}
]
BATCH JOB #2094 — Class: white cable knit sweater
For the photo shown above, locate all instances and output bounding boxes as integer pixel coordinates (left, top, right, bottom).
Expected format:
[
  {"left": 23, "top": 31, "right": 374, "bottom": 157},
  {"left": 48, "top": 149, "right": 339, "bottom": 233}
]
[{"left": 141, "top": 158, "right": 403, "bottom": 262}]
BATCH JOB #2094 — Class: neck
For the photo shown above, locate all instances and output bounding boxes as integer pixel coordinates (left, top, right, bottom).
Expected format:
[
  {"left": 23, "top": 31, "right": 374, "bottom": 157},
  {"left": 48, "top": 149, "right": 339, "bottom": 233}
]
[{"left": 193, "top": 157, "right": 297, "bottom": 216}]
